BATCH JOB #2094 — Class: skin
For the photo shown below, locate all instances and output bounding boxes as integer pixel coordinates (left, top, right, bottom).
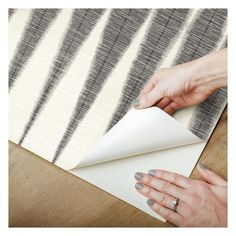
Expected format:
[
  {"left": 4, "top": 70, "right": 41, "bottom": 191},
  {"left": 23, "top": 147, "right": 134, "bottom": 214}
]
[
  {"left": 134, "top": 165, "right": 227, "bottom": 227},
  {"left": 132, "top": 48, "right": 227, "bottom": 114},
  {"left": 133, "top": 49, "right": 227, "bottom": 226}
]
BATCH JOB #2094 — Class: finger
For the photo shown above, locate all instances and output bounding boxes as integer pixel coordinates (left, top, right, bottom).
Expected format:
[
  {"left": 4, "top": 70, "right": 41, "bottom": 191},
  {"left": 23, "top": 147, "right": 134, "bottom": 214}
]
[
  {"left": 135, "top": 173, "right": 184, "bottom": 199},
  {"left": 148, "top": 169, "right": 192, "bottom": 189},
  {"left": 147, "top": 198, "right": 184, "bottom": 226},
  {"left": 197, "top": 163, "right": 227, "bottom": 186},
  {"left": 155, "top": 97, "right": 172, "bottom": 109},
  {"left": 138, "top": 88, "right": 163, "bottom": 109},
  {"left": 135, "top": 182, "right": 179, "bottom": 211},
  {"left": 140, "top": 80, "right": 155, "bottom": 96},
  {"left": 133, "top": 80, "right": 156, "bottom": 109},
  {"left": 163, "top": 101, "right": 182, "bottom": 114}
]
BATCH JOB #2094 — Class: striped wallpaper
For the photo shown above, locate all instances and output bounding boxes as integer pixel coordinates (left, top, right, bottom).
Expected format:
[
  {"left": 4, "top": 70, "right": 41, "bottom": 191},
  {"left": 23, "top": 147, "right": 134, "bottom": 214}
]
[{"left": 9, "top": 8, "right": 227, "bottom": 170}]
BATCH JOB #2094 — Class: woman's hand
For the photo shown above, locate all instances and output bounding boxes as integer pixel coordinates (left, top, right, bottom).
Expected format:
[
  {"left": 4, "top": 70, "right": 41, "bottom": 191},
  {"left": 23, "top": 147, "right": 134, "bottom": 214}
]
[
  {"left": 132, "top": 49, "right": 227, "bottom": 114},
  {"left": 134, "top": 164, "right": 227, "bottom": 227}
]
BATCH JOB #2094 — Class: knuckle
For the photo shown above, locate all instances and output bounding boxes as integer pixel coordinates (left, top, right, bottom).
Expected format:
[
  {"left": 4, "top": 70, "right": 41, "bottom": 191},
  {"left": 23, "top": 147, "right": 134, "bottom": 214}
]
[
  {"left": 146, "top": 175, "right": 152, "bottom": 185},
  {"left": 184, "top": 177, "right": 192, "bottom": 186},
  {"left": 145, "top": 186, "right": 152, "bottom": 196},
  {"left": 160, "top": 193, "right": 168, "bottom": 204},
  {"left": 161, "top": 181, "right": 170, "bottom": 191},
  {"left": 169, "top": 103, "right": 177, "bottom": 110},
  {"left": 156, "top": 170, "right": 164, "bottom": 179},
  {"left": 170, "top": 173, "right": 178, "bottom": 183}
]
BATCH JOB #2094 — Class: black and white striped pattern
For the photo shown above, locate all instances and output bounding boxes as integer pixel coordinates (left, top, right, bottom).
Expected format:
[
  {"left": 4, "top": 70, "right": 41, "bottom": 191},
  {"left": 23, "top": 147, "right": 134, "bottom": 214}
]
[
  {"left": 9, "top": 9, "right": 227, "bottom": 168},
  {"left": 8, "top": 8, "right": 16, "bottom": 20},
  {"left": 9, "top": 9, "right": 61, "bottom": 89},
  {"left": 52, "top": 9, "right": 150, "bottom": 163},
  {"left": 18, "top": 9, "right": 105, "bottom": 146},
  {"left": 173, "top": 9, "right": 227, "bottom": 139},
  {"left": 107, "top": 9, "right": 190, "bottom": 130}
]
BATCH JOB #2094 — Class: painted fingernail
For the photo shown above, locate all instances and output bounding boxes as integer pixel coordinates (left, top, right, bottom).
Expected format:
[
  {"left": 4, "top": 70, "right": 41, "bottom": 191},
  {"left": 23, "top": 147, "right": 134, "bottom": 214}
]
[
  {"left": 132, "top": 98, "right": 140, "bottom": 108},
  {"left": 134, "top": 172, "right": 144, "bottom": 181},
  {"left": 147, "top": 199, "right": 155, "bottom": 206},
  {"left": 148, "top": 169, "right": 156, "bottom": 177},
  {"left": 199, "top": 163, "right": 208, "bottom": 170},
  {"left": 135, "top": 182, "right": 144, "bottom": 190}
]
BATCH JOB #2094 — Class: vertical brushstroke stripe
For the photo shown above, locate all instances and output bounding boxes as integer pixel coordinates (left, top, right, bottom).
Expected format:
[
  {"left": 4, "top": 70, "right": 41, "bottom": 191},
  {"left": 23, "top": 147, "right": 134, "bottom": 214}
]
[
  {"left": 9, "top": 9, "right": 60, "bottom": 90},
  {"left": 52, "top": 9, "right": 150, "bottom": 163},
  {"left": 189, "top": 87, "right": 227, "bottom": 139},
  {"left": 8, "top": 8, "right": 16, "bottom": 20},
  {"left": 189, "top": 44, "right": 227, "bottom": 139},
  {"left": 174, "top": 9, "right": 227, "bottom": 64},
  {"left": 18, "top": 9, "right": 105, "bottom": 146},
  {"left": 173, "top": 9, "right": 227, "bottom": 139},
  {"left": 160, "top": 9, "right": 201, "bottom": 69},
  {"left": 106, "top": 9, "right": 190, "bottom": 131}
]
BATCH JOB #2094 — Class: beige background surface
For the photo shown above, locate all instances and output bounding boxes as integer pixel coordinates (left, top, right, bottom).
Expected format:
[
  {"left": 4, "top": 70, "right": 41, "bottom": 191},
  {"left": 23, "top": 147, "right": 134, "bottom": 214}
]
[{"left": 9, "top": 108, "right": 227, "bottom": 227}]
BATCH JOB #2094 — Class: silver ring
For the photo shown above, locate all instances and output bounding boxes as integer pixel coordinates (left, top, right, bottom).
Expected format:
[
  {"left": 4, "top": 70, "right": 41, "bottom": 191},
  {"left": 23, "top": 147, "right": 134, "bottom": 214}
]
[{"left": 171, "top": 198, "right": 179, "bottom": 212}]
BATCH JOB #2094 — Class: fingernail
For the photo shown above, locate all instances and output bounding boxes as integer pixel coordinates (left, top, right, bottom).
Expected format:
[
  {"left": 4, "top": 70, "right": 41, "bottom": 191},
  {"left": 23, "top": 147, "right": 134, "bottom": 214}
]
[
  {"left": 132, "top": 98, "right": 140, "bottom": 108},
  {"left": 199, "top": 163, "right": 208, "bottom": 170},
  {"left": 134, "top": 172, "right": 144, "bottom": 181},
  {"left": 148, "top": 169, "right": 156, "bottom": 177},
  {"left": 147, "top": 199, "right": 155, "bottom": 206},
  {"left": 135, "top": 182, "right": 144, "bottom": 190}
]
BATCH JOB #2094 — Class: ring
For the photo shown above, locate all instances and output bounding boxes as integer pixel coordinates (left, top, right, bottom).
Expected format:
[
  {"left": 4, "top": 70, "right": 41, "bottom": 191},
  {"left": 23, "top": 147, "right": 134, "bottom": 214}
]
[{"left": 171, "top": 198, "right": 179, "bottom": 212}]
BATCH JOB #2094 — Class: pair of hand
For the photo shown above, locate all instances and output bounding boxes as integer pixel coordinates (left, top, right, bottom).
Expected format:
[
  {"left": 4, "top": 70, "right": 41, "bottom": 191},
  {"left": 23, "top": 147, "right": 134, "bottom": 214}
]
[{"left": 133, "top": 49, "right": 227, "bottom": 226}]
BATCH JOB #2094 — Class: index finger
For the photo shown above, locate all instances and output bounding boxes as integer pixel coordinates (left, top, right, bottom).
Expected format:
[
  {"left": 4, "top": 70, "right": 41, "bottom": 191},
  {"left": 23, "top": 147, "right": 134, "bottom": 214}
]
[
  {"left": 139, "top": 75, "right": 160, "bottom": 96},
  {"left": 148, "top": 169, "right": 192, "bottom": 189},
  {"left": 139, "top": 80, "right": 155, "bottom": 96}
]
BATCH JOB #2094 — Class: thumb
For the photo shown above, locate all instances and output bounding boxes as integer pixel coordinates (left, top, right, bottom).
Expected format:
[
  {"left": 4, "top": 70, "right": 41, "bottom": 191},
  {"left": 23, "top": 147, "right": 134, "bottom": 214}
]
[
  {"left": 132, "top": 89, "right": 163, "bottom": 109},
  {"left": 197, "top": 163, "right": 227, "bottom": 186}
]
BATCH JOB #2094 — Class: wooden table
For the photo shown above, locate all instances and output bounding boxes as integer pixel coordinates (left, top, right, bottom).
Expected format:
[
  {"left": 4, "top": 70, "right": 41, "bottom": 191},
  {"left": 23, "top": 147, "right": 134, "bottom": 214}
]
[{"left": 9, "top": 108, "right": 227, "bottom": 227}]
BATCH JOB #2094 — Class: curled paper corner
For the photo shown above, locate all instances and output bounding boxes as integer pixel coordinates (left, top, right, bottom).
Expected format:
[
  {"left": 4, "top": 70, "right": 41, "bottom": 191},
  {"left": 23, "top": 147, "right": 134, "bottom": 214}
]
[{"left": 70, "top": 107, "right": 203, "bottom": 170}]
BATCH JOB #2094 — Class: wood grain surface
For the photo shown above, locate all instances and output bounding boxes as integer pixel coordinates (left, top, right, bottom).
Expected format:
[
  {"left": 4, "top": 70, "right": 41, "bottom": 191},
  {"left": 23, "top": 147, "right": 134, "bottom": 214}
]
[{"left": 9, "top": 108, "right": 227, "bottom": 227}]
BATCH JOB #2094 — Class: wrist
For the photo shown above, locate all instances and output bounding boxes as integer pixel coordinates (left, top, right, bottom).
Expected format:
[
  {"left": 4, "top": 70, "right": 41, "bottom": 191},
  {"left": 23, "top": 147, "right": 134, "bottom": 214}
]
[{"left": 186, "top": 49, "right": 227, "bottom": 91}]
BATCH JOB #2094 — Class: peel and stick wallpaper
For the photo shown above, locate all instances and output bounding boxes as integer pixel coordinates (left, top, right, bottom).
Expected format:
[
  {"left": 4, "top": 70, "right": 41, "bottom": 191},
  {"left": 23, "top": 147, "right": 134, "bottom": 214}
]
[
  {"left": 9, "top": 9, "right": 227, "bottom": 167},
  {"left": 9, "top": 9, "right": 227, "bottom": 221}
]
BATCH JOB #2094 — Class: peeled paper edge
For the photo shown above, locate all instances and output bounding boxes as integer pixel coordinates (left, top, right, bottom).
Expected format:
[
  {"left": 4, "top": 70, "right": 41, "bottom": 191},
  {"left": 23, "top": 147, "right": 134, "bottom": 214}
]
[{"left": 70, "top": 107, "right": 203, "bottom": 170}]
